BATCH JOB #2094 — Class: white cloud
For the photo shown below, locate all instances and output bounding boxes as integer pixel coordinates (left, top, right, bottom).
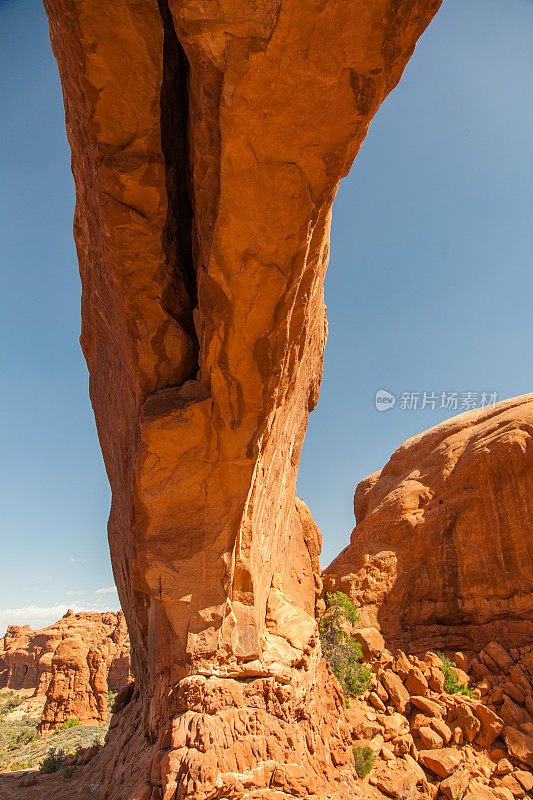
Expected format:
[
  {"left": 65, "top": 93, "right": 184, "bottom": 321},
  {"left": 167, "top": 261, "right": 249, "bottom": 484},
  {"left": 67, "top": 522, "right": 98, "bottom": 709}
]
[
  {"left": 0, "top": 604, "right": 83, "bottom": 632},
  {"left": 94, "top": 586, "right": 117, "bottom": 595},
  {"left": 0, "top": 598, "right": 121, "bottom": 636},
  {"left": 66, "top": 590, "right": 85, "bottom": 596}
]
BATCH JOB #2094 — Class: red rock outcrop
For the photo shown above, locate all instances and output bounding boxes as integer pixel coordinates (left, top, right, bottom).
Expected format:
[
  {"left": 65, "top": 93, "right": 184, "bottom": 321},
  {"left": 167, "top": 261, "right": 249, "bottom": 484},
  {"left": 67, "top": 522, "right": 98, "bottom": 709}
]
[
  {"left": 41, "top": 0, "right": 442, "bottom": 796},
  {"left": 325, "top": 395, "right": 533, "bottom": 654},
  {"left": 39, "top": 636, "right": 110, "bottom": 731},
  {"left": 0, "top": 611, "right": 130, "bottom": 695},
  {"left": 0, "top": 611, "right": 131, "bottom": 730}
]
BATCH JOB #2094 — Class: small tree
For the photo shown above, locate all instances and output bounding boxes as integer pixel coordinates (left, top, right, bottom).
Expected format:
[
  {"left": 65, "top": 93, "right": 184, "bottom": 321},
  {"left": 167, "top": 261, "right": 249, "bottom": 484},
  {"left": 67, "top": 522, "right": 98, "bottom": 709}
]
[
  {"left": 319, "top": 592, "right": 372, "bottom": 701},
  {"left": 39, "top": 748, "right": 65, "bottom": 774}
]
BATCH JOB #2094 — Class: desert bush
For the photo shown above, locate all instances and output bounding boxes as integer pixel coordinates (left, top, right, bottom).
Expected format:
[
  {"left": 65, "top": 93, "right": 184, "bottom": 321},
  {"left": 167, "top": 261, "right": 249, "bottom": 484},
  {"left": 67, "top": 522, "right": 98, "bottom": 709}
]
[
  {"left": 10, "top": 760, "right": 32, "bottom": 771},
  {"left": 0, "top": 695, "right": 24, "bottom": 715},
  {"left": 60, "top": 718, "right": 80, "bottom": 730},
  {"left": 14, "top": 726, "right": 38, "bottom": 747},
  {"left": 39, "top": 747, "right": 65, "bottom": 774},
  {"left": 62, "top": 765, "right": 75, "bottom": 781},
  {"left": 437, "top": 653, "right": 475, "bottom": 698},
  {"left": 319, "top": 592, "right": 372, "bottom": 701},
  {"left": 352, "top": 745, "right": 375, "bottom": 778}
]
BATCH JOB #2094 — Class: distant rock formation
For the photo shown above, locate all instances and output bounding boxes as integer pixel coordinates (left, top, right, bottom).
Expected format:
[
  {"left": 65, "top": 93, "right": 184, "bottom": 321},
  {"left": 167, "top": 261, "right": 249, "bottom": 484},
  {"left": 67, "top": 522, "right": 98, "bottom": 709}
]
[
  {"left": 0, "top": 610, "right": 131, "bottom": 730},
  {"left": 325, "top": 395, "right": 533, "bottom": 653},
  {"left": 42, "top": 0, "right": 442, "bottom": 796}
]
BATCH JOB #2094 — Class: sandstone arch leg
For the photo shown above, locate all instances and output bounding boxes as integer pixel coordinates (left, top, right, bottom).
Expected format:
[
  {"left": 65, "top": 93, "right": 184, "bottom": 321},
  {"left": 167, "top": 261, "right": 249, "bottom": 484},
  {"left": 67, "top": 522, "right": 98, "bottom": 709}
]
[{"left": 43, "top": 0, "right": 442, "bottom": 796}]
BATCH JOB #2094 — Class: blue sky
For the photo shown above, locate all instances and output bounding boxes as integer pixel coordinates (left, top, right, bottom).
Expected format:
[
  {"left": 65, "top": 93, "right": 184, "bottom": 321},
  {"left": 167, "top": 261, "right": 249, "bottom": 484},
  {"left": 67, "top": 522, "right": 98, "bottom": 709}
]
[{"left": 1, "top": 0, "right": 532, "bottom": 632}]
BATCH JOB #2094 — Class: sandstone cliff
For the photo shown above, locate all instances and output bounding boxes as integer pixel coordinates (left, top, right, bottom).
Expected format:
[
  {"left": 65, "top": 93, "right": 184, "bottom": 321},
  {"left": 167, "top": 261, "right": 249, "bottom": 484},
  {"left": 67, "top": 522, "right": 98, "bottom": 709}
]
[
  {"left": 325, "top": 394, "right": 533, "bottom": 653},
  {"left": 0, "top": 610, "right": 131, "bottom": 730},
  {"left": 41, "top": 0, "right": 443, "bottom": 796}
]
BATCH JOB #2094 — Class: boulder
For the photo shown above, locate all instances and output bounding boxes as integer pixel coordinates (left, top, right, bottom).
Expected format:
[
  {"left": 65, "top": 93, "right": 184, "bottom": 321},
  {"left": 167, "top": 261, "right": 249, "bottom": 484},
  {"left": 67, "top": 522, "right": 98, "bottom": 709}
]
[
  {"left": 353, "top": 628, "right": 385, "bottom": 660},
  {"left": 502, "top": 727, "right": 533, "bottom": 768},
  {"left": 380, "top": 670, "right": 410, "bottom": 713},
  {"left": 439, "top": 766, "right": 473, "bottom": 800},
  {"left": 500, "top": 696, "right": 531, "bottom": 728},
  {"left": 430, "top": 718, "right": 453, "bottom": 744},
  {"left": 455, "top": 702, "right": 482, "bottom": 742},
  {"left": 514, "top": 770, "right": 533, "bottom": 792},
  {"left": 484, "top": 643, "right": 514, "bottom": 674},
  {"left": 418, "top": 726, "right": 443, "bottom": 749},
  {"left": 405, "top": 666, "right": 429, "bottom": 696},
  {"left": 410, "top": 696, "right": 445, "bottom": 718},
  {"left": 418, "top": 748, "right": 462, "bottom": 778},
  {"left": 474, "top": 703, "right": 505, "bottom": 747}
]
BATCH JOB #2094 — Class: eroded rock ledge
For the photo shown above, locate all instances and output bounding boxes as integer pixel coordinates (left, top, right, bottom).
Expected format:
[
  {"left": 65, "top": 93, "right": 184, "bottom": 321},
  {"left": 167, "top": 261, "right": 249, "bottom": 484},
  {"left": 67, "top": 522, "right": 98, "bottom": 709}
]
[{"left": 42, "top": 0, "right": 442, "bottom": 796}]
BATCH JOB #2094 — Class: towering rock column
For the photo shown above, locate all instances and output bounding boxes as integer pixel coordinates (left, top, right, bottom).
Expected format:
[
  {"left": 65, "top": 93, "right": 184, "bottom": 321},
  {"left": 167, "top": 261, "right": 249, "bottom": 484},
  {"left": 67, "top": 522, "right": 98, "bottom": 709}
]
[{"left": 43, "top": 1, "right": 442, "bottom": 797}]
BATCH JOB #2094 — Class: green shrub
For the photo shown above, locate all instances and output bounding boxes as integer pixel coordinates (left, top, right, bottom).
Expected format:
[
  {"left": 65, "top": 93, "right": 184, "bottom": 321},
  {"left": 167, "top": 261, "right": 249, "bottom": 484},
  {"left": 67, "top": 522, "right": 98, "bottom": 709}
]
[
  {"left": 62, "top": 765, "right": 75, "bottom": 781},
  {"left": 0, "top": 695, "right": 25, "bottom": 715},
  {"left": 14, "top": 726, "right": 38, "bottom": 747},
  {"left": 39, "top": 748, "right": 65, "bottom": 774},
  {"left": 319, "top": 592, "right": 372, "bottom": 701},
  {"left": 352, "top": 745, "right": 375, "bottom": 778},
  {"left": 60, "top": 718, "right": 80, "bottom": 730},
  {"left": 10, "top": 760, "right": 32, "bottom": 772},
  {"left": 437, "top": 653, "right": 475, "bottom": 698}
]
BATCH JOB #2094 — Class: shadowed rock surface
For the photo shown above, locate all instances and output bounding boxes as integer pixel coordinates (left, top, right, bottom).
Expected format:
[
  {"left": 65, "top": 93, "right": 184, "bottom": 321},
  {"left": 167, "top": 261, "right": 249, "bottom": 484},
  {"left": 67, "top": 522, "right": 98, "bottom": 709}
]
[
  {"left": 40, "top": 0, "right": 442, "bottom": 796},
  {"left": 325, "top": 395, "right": 533, "bottom": 654}
]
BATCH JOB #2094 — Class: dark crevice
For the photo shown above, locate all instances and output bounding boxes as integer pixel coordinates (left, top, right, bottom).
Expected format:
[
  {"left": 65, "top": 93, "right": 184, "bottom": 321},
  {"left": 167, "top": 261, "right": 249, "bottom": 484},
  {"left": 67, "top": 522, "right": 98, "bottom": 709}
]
[{"left": 157, "top": 0, "right": 199, "bottom": 357}]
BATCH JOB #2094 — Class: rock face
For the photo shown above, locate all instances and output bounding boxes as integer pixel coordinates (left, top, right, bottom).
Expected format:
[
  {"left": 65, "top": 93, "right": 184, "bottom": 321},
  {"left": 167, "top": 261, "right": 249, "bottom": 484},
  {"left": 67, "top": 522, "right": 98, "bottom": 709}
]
[
  {"left": 325, "top": 395, "right": 533, "bottom": 653},
  {"left": 0, "top": 610, "right": 131, "bottom": 730},
  {"left": 42, "top": 0, "right": 442, "bottom": 796}
]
